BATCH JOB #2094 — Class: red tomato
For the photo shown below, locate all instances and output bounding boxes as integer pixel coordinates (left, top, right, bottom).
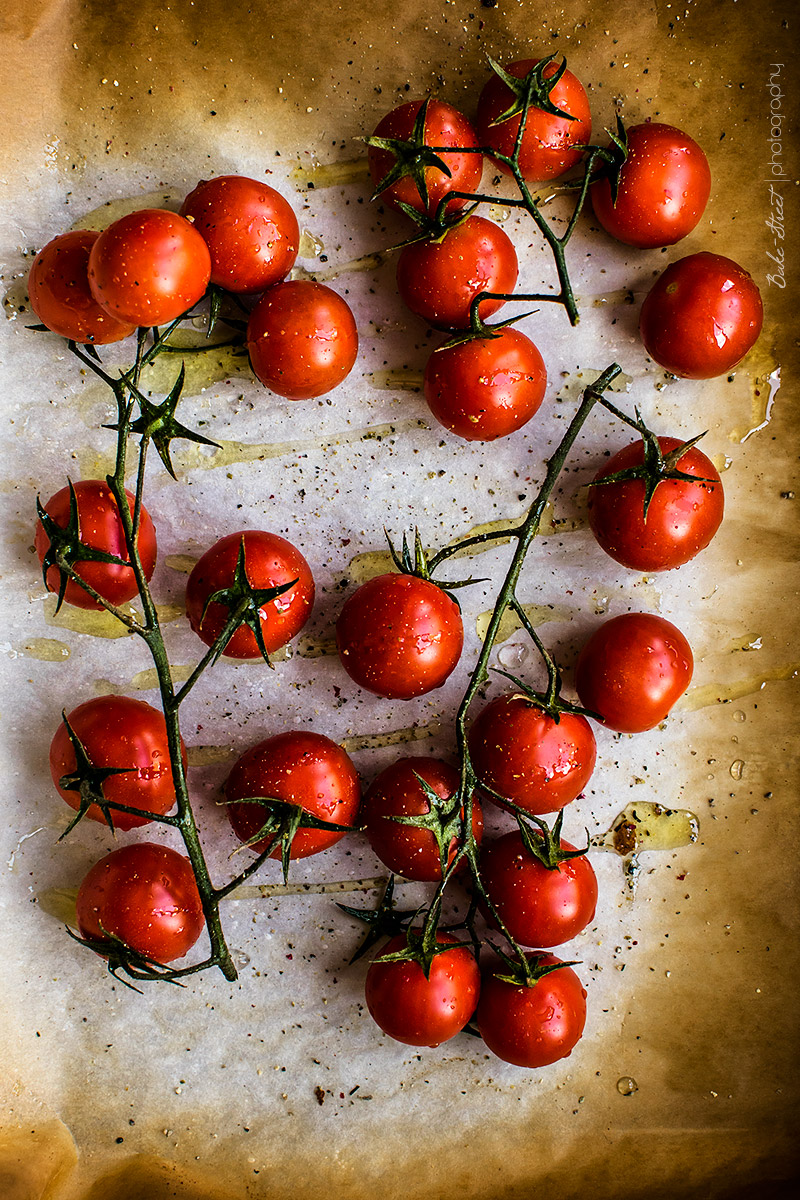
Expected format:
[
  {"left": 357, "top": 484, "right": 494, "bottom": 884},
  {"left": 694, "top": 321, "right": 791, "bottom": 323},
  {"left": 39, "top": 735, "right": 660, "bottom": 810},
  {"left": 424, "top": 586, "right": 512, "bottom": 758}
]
[
  {"left": 590, "top": 123, "right": 711, "bottom": 248},
  {"left": 476, "top": 58, "right": 591, "bottom": 181},
  {"left": 184, "top": 530, "right": 314, "bottom": 659},
  {"left": 336, "top": 573, "right": 463, "bottom": 699},
  {"left": 423, "top": 326, "right": 547, "bottom": 441},
  {"left": 396, "top": 216, "right": 518, "bottom": 330},
  {"left": 575, "top": 612, "right": 693, "bottom": 733},
  {"left": 368, "top": 99, "right": 482, "bottom": 217},
  {"left": 50, "top": 695, "right": 186, "bottom": 831},
  {"left": 247, "top": 280, "right": 358, "bottom": 399},
  {"left": 87, "top": 209, "right": 211, "bottom": 327},
  {"left": 476, "top": 953, "right": 587, "bottom": 1067},
  {"left": 587, "top": 435, "right": 725, "bottom": 571},
  {"left": 28, "top": 231, "right": 136, "bottom": 344},
  {"left": 639, "top": 252, "right": 763, "bottom": 379},
  {"left": 468, "top": 694, "right": 596, "bottom": 815},
  {"left": 35, "top": 479, "right": 157, "bottom": 610},
  {"left": 365, "top": 932, "right": 480, "bottom": 1047},
  {"left": 76, "top": 843, "right": 205, "bottom": 964},
  {"left": 363, "top": 757, "right": 483, "bottom": 882},
  {"left": 180, "top": 175, "right": 299, "bottom": 294},
  {"left": 224, "top": 730, "right": 360, "bottom": 861},
  {"left": 479, "top": 829, "right": 598, "bottom": 948}
]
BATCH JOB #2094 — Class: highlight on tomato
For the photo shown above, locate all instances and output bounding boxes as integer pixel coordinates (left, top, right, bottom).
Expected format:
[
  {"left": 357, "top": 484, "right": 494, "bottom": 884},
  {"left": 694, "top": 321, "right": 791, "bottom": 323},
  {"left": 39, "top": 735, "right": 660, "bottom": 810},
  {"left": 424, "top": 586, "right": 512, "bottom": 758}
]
[
  {"left": 475, "top": 951, "right": 587, "bottom": 1068},
  {"left": 180, "top": 175, "right": 299, "bottom": 293},
  {"left": 75, "top": 843, "right": 205, "bottom": 965},
  {"left": 50, "top": 695, "right": 186, "bottom": 832},
  {"left": 87, "top": 208, "right": 211, "bottom": 327},
  {"left": 28, "top": 230, "right": 136, "bottom": 344},
  {"left": 35, "top": 479, "right": 157, "bottom": 610}
]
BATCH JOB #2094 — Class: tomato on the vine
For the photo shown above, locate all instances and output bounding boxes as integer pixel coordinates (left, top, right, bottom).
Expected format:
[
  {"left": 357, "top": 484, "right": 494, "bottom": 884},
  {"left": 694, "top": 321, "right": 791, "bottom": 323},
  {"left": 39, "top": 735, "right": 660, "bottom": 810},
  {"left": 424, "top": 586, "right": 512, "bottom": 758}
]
[
  {"left": 475, "top": 57, "right": 591, "bottom": 182},
  {"left": 575, "top": 612, "right": 693, "bottom": 733},
  {"left": 396, "top": 215, "right": 518, "bottom": 330},
  {"left": 35, "top": 479, "right": 157, "bottom": 610},
  {"left": 479, "top": 828, "right": 598, "bottom": 948},
  {"left": 87, "top": 209, "right": 211, "bottom": 327},
  {"left": 423, "top": 326, "right": 547, "bottom": 441},
  {"left": 590, "top": 122, "right": 711, "bottom": 249},
  {"left": 639, "top": 251, "right": 763, "bottom": 379},
  {"left": 365, "top": 932, "right": 480, "bottom": 1047},
  {"left": 476, "top": 953, "right": 587, "bottom": 1067},
  {"left": 50, "top": 695, "right": 185, "bottom": 831},
  {"left": 336, "top": 573, "right": 463, "bottom": 699},
  {"left": 587, "top": 435, "right": 725, "bottom": 571},
  {"left": 28, "top": 230, "right": 136, "bottom": 344},
  {"left": 247, "top": 279, "right": 358, "bottom": 399},
  {"left": 363, "top": 756, "right": 482, "bottom": 882},
  {"left": 184, "top": 530, "right": 314, "bottom": 659},
  {"left": 224, "top": 730, "right": 360, "bottom": 861},
  {"left": 367, "top": 99, "right": 482, "bottom": 217},
  {"left": 468, "top": 693, "right": 596, "bottom": 815},
  {"left": 180, "top": 175, "right": 299, "bottom": 294},
  {"left": 76, "top": 843, "right": 205, "bottom": 964}
]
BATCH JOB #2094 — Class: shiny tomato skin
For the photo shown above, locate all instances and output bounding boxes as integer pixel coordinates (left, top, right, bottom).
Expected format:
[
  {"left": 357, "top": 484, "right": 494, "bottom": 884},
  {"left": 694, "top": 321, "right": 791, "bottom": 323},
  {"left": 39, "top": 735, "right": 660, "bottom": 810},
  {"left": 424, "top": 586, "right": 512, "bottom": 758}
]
[
  {"left": 76, "top": 843, "right": 205, "bottom": 964},
  {"left": 184, "top": 530, "right": 314, "bottom": 659},
  {"left": 365, "top": 932, "right": 480, "bottom": 1047},
  {"left": 468, "top": 694, "right": 596, "bottom": 816},
  {"left": 424, "top": 326, "right": 547, "bottom": 442},
  {"left": 180, "top": 175, "right": 299, "bottom": 294},
  {"left": 575, "top": 612, "right": 693, "bottom": 733},
  {"left": 35, "top": 479, "right": 157, "bottom": 610},
  {"left": 476, "top": 953, "right": 587, "bottom": 1067},
  {"left": 479, "top": 829, "right": 598, "bottom": 948},
  {"left": 639, "top": 252, "right": 763, "bottom": 379},
  {"left": 49, "top": 695, "right": 186, "bottom": 830},
  {"left": 336, "top": 573, "right": 463, "bottom": 699},
  {"left": 247, "top": 280, "right": 358, "bottom": 399},
  {"left": 396, "top": 216, "right": 518, "bottom": 330},
  {"left": 588, "top": 436, "right": 725, "bottom": 571},
  {"left": 224, "top": 730, "right": 360, "bottom": 861},
  {"left": 363, "top": 756, "right": 483, "bottom": 882},
  {"left": 87, "top": 209, "right": 211, "bottom": 327},
  {"left": 28, "top": 231, "right": 136, "bottom": 344},
  {"left": 476, "top": 58, "right": 591, "bottom": 181},
  {"left": 590, "top": 123, "right": 711, "bottom": 248},
  {"left": 368, "top": 99, "right": 482, "bottom": 217}
]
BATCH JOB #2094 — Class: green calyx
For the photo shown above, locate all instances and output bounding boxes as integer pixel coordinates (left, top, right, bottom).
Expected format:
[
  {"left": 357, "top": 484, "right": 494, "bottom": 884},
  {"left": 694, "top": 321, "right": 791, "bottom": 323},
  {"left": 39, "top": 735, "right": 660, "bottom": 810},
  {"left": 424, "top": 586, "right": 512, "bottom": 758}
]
[
  {"left": 386, "top": 527, "right": 486, "bottom": 606},
  {"left": 486, "top": 53, "right": 578, "bottom": 127},
  {"left": 337, "top": 876, "right": 417, "bottom": 964},
  {"left": 517, "top": 808, "right": 590, "bottom": 871},
  {"left": 225, "top": 795, "right": 356, "bottom": 885},
  {"left": 365, "top": 97, "right": 452, "bottom": 210},
  {"left": 371, "top": 920, "right": 474, "bottom": 981},
  {"left": 200, "top": 535, "right": 299, "bottom": 666},
  {"left": 588, "top": 422, "right": 713, "bottom": 521},
  {"left": 56, "top": 710, "right": 136, "bottom": 838},
  {"left": 389, "top": 773, "right": 471, "bottom": 881},
  {"left": 36, "top": 480, "right": 130, "bottom": 614},
  {"left": 492, "top": 665, "right": 599, "bottom": 724},
  {"left": 107, "top": 363, "right": 220, "bottom": 480},
  {"left": 488, "top": 942, "right": 580, "bottom": 989}
]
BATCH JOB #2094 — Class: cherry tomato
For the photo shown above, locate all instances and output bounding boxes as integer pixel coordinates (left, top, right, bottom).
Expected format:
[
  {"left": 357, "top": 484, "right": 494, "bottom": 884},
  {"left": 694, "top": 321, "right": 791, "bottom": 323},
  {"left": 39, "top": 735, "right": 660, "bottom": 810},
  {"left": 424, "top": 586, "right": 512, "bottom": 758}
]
[
  {"left": 363, "top": 756, "right": 483, "bottom": 882},
  {"left": 590, "top": 123, "right": 711, "bottom": 249},
  {"left": 224, "top": 730, "right": 360, "bottom": 861},
  {"left": 35, "top": 479, "right": 157, "bottom": 610},
  {"left": 476, "top": 58, "right": 591, "bottom": 182},
  {"left": 180, "top": 175, "right": 299, "bottom": 294},
  {"left": 184, "top": 530, "right": 314, "bottom": 659},
  {"left": 479, "top": 829, "right": 598, "bottom": 948},
  {"left": 365, "top": 932, "right": 480, "bottom": 1047},
  {"left": 476, "top": 953, "right": 587, "bottom": 1067},
  {"left": 587, "top": 435, "right": 725, "bottom": 571},
  {"left": 396, "top": 216, "right": 518, "bottom": 330},
  {"left": 76, "top": 843, "right": 205, "bottom": 964},
  {"left": 575, "top": 612, "right": 693, "bottom": 733},
  {"left": 247, "top": 280, "right": 358, "bottom": 399},
  {"left": 87, "top": 209, "right": 211, "bottom": 327},
  {"left": 28, "top": 230, "right": 136, "bottom": 344},
  {"left": 50, "top": 695, "right": 186, "bottom": 831},
  {"left": 639, "top": 252, "right": 763, "bottom": 379},
  {"left": 423, "top": 326, "right": 547, "bottom": 441},
  {"left": 468, "top": 694, "right": 596, "bottom": 815},
  {"left": 368, "top": 99, "right": 482, "bottom": 217},
  {"left": 336, "top": 573, "right": 463, "bottom": 699}
]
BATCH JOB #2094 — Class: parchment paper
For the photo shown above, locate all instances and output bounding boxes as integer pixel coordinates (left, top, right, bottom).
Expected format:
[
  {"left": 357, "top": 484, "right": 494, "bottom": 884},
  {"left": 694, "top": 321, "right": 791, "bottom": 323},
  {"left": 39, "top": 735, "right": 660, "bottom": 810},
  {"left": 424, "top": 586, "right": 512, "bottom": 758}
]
[{"left": 1, "top": 1, "right": 798, "bottom": 1197}]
